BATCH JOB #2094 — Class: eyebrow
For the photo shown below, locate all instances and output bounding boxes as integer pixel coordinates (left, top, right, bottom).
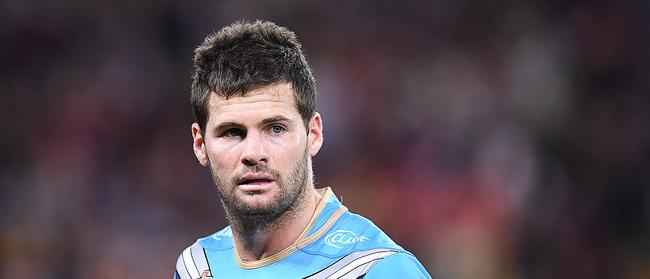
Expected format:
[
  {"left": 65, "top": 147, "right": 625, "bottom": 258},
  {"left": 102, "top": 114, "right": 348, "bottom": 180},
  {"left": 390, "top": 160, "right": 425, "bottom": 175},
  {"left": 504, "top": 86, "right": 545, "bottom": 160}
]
[
  {"left": 213, "top": 116, "right": 291, "bottom": 131},
  {"left": 213, "top": 121, "right": 244, "bottom": 132},
  {"left": 261, "top": 115, "right": 291, "bottom": 126}
]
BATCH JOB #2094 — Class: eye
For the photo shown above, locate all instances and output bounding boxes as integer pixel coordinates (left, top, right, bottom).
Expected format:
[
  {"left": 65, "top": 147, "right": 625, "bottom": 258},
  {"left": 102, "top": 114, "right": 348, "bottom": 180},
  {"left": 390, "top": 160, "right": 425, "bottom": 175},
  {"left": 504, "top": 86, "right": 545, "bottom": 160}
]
[
  {"left": 223, "top": 128, "right": 245, "bottom": 138},
  {"left": 269, "top": 125, "right": 286, "bottom": 135}
]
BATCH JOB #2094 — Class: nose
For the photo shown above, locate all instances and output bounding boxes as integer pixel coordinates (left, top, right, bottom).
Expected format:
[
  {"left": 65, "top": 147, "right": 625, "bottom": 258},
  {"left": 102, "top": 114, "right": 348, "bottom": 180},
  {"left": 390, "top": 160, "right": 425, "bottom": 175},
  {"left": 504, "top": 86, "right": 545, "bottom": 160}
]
[{"left": 240, "top": 131, "right": 269, "bottom": 166}]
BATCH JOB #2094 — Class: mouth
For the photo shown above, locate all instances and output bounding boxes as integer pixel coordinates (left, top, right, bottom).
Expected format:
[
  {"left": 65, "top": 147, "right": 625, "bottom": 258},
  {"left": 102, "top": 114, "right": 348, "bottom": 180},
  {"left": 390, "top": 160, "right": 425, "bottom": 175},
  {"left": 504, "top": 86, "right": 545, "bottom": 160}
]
[
  {"left": 239, "top": 178, "right": 274, "bottom": 185},
  {"left": 237, "top": 173, "right": 275, "bottom": 189}
]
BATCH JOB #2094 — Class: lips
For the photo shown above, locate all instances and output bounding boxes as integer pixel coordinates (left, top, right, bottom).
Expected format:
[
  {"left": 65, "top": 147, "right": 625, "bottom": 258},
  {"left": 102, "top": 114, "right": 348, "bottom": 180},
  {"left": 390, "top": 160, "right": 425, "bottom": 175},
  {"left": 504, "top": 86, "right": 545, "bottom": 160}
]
[{"left": 237, "top": 173, "right": 275, "bottom": 185}]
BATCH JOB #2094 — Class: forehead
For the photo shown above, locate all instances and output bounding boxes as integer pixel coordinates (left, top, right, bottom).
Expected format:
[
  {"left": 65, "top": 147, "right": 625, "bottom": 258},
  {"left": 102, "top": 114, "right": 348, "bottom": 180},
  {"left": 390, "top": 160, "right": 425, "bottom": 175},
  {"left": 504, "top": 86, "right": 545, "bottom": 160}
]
[{"left": 207, "top": 82, "right": 299, "bottom": 121}]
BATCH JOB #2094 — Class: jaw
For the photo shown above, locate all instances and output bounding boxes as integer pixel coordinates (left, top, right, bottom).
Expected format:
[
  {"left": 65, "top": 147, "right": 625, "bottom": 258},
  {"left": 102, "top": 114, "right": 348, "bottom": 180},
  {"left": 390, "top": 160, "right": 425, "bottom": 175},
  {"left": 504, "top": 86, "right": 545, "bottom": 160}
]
[{"left": 225, "top": 177, "right": 309, "bottom": 233}]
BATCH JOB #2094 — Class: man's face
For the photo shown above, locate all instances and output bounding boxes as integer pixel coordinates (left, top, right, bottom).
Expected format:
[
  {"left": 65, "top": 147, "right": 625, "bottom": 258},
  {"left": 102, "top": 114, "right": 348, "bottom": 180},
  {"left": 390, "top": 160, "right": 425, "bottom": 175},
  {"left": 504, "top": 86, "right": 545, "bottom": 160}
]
[{"left": 191, "top": 83, "right": 323, "bottom": 225}]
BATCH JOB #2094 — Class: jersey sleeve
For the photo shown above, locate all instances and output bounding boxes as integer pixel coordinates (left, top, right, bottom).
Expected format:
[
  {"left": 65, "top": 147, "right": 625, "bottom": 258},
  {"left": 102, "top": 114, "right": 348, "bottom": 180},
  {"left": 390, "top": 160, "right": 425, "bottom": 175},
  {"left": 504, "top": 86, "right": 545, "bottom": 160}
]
[
  {"left": 364, "top": 252, "right": 432, "bottom": 279},
  {"left": 173, "top": 242, "right": 213, "bottom": 279},
  {"left": 174, "top": 252, "right": 192, "bottom": 279}
]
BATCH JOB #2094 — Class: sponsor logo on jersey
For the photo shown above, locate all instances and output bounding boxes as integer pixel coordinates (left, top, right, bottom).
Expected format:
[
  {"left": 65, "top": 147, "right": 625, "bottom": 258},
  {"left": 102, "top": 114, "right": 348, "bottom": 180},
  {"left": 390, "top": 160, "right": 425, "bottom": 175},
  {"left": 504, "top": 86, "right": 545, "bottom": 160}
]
[{"left": 324, "top": 230, "right": 370, "bottom": 249}]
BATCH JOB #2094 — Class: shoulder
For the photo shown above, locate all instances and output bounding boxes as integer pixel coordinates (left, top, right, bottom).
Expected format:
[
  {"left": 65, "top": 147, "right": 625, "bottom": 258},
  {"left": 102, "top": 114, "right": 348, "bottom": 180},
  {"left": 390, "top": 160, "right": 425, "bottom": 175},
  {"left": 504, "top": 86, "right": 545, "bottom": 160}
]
[
  {"left": 175, "top": 226, "right": 234, "bottom": 257},
  {"left": 364, "top": 252, "right": 432, "bottom": 278},
  {"left": 174, "top": 241, "right": 212, "bottom": 279},
  {"left": 302, "top": 210, "right": 403, "bottom": 257},
  {"left": 173, "top": 227, "right": 232, "bottom": 279},
  {"left": 196, "top": 226, "right": 234, "bottom": 251},
  {"left": 302, "top": 210, "right": 432, "bottom": 278}
]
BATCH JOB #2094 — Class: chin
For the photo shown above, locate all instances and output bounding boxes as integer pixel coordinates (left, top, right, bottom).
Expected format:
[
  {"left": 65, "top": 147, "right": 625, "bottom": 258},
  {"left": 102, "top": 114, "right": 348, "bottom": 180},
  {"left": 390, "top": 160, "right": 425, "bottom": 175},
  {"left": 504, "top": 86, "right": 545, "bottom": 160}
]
[{"left": 237, "top": 194, "right": 278, "bottom": 209}]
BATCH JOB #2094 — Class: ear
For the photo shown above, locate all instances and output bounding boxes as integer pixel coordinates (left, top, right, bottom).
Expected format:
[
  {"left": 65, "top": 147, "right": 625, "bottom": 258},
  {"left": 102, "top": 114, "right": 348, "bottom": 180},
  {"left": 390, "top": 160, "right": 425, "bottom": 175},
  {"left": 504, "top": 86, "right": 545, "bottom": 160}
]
[
  {"left": 307, "top": 112, "right": 324, "bottom": 156},
  {"left": 191, "top": 123, "right": 209, "bottom": 166}
]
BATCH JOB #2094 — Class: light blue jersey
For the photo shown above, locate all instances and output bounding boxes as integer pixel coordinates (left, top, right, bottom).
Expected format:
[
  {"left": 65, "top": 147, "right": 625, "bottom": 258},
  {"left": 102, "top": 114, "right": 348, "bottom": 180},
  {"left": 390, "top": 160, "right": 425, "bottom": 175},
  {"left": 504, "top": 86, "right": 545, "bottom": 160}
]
[{"left": 174, "top": 188, "right": 431, "bottom": 278}]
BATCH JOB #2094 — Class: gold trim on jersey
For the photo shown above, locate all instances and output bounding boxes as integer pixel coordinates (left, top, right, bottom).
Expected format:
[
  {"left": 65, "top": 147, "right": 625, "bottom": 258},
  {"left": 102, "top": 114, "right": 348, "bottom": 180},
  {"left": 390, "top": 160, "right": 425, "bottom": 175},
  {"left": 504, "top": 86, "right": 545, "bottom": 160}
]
[
  {"left": 234, "top": 187, "right": 348, "bottom": 269},
  {"left": 296, "top": 187, "right": 333, "bottom": 241}
]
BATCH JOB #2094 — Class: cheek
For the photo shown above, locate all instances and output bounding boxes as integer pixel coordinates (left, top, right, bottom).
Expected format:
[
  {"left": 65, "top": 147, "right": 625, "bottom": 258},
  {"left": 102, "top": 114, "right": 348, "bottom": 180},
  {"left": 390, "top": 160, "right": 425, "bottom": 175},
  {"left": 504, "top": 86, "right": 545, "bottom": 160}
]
[
  {"left": 274, "top": 143, "right": 306, "bottom": 170},
  {"left": 282, "top": 129, "right": 307, "bottom": 148},
  {"left": 273, "top": 135, "right": 304, "bottom": 156},
  {"left": 206, "top": 143, "right": 241, "bottom": 171}
]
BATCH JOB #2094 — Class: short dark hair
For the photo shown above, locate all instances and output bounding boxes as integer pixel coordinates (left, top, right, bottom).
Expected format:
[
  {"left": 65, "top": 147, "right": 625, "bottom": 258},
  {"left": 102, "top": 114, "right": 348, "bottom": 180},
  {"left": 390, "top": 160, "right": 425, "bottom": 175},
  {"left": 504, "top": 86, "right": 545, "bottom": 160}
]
[{"left": 191, "top": 20, "right": 316, "bottom": 131}]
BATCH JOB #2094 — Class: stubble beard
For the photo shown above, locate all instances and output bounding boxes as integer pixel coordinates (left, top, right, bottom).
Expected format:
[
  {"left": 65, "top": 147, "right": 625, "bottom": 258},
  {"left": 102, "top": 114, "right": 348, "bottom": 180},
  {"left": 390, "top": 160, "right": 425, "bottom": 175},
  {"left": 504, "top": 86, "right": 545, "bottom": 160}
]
[{"left": 208, "top": 148, "right": 311, "bottom": 236}]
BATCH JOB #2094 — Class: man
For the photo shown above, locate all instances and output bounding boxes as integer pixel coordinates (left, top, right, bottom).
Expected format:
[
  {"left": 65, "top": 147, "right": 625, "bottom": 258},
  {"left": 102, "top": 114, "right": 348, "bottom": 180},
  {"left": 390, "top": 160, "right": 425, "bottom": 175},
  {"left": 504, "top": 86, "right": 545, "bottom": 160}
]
[{"left": 174, "top": 20, "right": 431, "bottom": 278}]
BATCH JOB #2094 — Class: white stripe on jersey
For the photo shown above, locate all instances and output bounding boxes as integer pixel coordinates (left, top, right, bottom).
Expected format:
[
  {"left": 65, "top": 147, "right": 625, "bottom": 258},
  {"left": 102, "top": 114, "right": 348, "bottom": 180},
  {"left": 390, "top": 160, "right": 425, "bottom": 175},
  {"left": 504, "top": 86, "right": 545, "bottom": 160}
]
[
  {"left": 182, "top": 246, "right": 201, "bottom": 279},
  {"left": 326, "top": 250, "right": 397, "bottom": 278}
]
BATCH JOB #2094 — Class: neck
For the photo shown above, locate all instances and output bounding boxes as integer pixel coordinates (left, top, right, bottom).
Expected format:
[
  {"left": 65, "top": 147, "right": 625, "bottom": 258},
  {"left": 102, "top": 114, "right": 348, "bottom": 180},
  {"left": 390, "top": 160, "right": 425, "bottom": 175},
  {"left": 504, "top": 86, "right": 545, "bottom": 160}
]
[{"left": 230, "top": 187, "right": 320, "bottom": 262}]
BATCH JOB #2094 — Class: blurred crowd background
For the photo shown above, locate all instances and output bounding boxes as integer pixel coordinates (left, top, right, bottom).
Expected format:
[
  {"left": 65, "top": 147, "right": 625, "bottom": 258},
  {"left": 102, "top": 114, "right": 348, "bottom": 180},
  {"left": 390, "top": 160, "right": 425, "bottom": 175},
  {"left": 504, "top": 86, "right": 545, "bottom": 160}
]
[{"left": 1, "top": 0, "right": 649, "bottom": 278}]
